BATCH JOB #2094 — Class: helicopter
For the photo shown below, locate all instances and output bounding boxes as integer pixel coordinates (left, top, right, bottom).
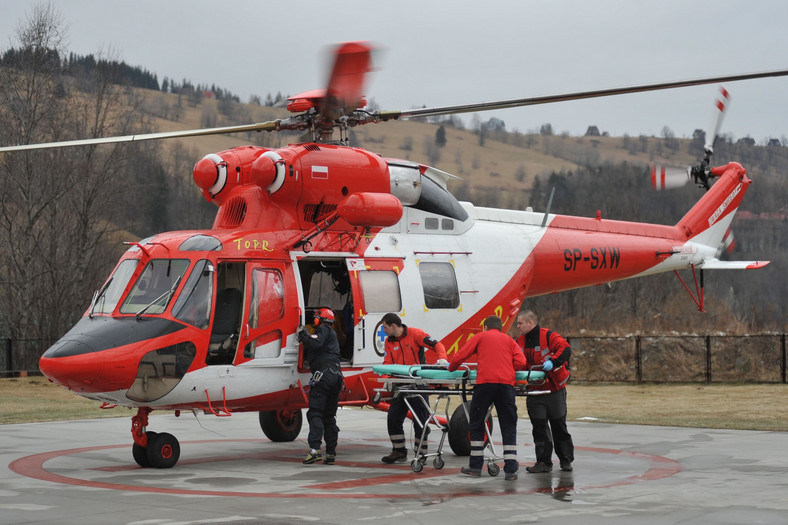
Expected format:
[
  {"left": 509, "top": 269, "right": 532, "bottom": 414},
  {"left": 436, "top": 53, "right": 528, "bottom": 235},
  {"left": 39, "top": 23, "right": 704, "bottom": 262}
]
[{"left": 1, "top": 42, "right": 783, "bottom": 468}]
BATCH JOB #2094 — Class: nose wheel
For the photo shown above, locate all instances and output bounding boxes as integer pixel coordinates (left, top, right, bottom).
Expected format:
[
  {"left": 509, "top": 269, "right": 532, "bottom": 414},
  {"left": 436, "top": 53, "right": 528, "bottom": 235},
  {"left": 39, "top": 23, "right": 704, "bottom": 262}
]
[{"left": 131, "top": 408, "right": 181, "bottom": 468}]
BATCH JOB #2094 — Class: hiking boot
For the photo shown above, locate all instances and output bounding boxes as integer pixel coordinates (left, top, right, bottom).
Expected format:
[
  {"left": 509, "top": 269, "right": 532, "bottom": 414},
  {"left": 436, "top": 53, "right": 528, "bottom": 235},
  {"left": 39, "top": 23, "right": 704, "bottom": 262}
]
[
  {"left": 381, "top": 449, "right": 408, "bottom": 464},
  {"left": 325, "top": 454, "right": 336, "bottom": 465},
  {"left": 505, "top": 471, "right": 519, "bottom": 481},
  {"left": 303, "top": 450, "right": 322, "bottom": 464},
  {"left": 525, "top": 461, "right": 553, "bottom": 473},
  {"left": 460, "top": 466, "right": 481, "bottom": 477},
  {"left": 560, "top": 459, "right": 573, "bottom": 472}
]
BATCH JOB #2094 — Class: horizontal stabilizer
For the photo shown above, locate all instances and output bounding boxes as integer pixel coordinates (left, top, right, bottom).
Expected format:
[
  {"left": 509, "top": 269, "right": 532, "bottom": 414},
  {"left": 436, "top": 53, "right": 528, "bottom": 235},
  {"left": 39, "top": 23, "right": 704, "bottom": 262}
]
[{"left": 700, "top": 258, "right": 770, "bottom": 270}]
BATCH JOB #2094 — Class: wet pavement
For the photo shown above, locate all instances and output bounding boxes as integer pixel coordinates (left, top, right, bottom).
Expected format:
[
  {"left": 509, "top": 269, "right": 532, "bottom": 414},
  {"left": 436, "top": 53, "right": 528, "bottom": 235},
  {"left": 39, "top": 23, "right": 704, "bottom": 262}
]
[{"left": 1, "top": 408, "right": 786, "bottom": 524}]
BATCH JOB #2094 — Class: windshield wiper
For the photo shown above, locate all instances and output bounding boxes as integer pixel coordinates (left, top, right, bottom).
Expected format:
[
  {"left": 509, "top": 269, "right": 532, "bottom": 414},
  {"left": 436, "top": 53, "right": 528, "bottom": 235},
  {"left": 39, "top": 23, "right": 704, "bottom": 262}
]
[
  {"left": 89, "top": 278, "right": 114, "bottom": 319},
  {"left": 136, "top": 276, "right": 182, "bottom": 321}
]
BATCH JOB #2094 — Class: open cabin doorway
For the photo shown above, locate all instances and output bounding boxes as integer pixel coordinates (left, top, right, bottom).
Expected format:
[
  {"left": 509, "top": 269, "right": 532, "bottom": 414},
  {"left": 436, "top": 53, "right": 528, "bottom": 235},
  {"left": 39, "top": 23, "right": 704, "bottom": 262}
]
[{"left": 297, "top": 258, "right": 355, "bottom": 363}]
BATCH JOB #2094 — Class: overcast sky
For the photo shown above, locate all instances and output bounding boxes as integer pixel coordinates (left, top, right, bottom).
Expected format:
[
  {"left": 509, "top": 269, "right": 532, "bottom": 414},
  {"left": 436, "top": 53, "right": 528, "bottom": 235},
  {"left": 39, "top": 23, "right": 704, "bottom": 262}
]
[{"left": 3, "top": 0, "right": 788, "bottom": 144}]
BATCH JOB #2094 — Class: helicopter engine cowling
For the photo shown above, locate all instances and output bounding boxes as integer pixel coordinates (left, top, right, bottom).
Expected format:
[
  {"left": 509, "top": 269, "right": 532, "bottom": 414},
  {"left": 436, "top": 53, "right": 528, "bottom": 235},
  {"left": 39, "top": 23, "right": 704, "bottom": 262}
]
[
  {"left": 388, "top": 162, "right": 421, "bottom": 205},
  {"left": 251, "top": 151, "right": 286, "bottom": 194},
  {"left": 193, "top": 153, "right": 227, "bottom": 202},
  {"left": 337, "top": 192, "right": 403, "bottom": 227}
]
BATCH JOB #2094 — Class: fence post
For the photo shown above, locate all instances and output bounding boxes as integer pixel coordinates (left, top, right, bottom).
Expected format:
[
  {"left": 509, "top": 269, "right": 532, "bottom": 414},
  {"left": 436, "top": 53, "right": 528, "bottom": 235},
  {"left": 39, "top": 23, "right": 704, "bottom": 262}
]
[
  {"left": 781, "top": 333, "right": 786, "bottom": 385},
  {"left": 635, "top": 335, "right": 642, "bottom": 383},
  {"left": 705, "top": 335, "right": 712, "bottom": 383},
  {"left": 5, "top": 339, "right": 11, "bottom": 377}
]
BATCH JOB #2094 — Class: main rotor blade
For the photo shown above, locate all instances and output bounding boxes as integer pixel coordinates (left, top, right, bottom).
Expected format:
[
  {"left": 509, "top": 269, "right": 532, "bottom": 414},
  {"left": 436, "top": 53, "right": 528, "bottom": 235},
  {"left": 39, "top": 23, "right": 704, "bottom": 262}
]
[
  {"left": 0, "top": 120, "right": 280, "bottom": 153},
  {"left": 383, "top": 69, "right": 788, "bottom": 121},
  {"left": 320, "top": 42, "right": 374, "bottom": 120}
]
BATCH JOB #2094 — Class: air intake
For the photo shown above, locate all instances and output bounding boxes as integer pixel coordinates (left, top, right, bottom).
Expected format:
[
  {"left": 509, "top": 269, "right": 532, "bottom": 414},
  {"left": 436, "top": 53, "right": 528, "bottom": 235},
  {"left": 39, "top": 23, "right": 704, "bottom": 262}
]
[
  {"left": 217, "top": 196, "right": 247, "bottom": 228},
  {"left": 303, "top": 203, "right": 337, "bottom": 223}
]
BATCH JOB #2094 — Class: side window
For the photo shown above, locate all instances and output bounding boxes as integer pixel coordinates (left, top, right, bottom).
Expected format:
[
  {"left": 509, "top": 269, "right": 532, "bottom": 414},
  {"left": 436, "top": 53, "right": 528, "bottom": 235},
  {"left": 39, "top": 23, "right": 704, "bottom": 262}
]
[
  {"left": 358, "top": 270, "right": 402, "bottom": 313},
  {"left": 419, "top": 262, "right": 460, "bottom": 309},
  {"left": 249, "top": 269, "right": 284, "bottom": 328}
]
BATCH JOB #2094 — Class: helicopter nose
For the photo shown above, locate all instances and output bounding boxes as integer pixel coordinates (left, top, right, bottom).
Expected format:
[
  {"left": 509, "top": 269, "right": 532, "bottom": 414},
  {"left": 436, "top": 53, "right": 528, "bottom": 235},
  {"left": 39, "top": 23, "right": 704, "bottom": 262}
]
[{"left": 39, "top": 339, "right": 106, "bottom": 391}]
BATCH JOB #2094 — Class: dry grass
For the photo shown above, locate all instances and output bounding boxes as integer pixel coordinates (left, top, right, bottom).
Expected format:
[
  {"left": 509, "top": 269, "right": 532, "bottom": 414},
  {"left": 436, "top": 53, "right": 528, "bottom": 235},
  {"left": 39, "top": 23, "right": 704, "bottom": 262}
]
[
  {"left": 3, "top": 377, "right": 787, "bottom": 431},
  {"left": 522, "top": 383, "right": 788, "bottom": 431},
  {"left": 0, "top": 377, "right": 129, "bottom": 424}
]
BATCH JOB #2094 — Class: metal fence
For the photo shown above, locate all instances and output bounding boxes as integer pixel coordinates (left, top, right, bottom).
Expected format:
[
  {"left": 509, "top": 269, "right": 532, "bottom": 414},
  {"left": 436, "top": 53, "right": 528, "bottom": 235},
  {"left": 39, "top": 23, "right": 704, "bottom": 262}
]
[
  {"left": 1, "top": 338, "right": 55, "bottom": 377},
  {"left": 567, "top": 334, "right": 787, "bottom": 383},
  {"left": 2, "top": 334, "right": 787, "bottom": 383}
]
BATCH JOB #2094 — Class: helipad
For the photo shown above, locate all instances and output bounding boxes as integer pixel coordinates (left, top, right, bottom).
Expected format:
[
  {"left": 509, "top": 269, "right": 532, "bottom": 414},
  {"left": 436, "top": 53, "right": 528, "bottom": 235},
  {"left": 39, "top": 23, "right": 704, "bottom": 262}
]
[{"left": 1, "top": 409, "right": 785, "bottom": 524}]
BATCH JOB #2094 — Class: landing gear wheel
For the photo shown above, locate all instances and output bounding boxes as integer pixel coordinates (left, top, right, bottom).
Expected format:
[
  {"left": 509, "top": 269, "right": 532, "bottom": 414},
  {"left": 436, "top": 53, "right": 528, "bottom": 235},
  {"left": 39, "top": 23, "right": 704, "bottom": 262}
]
[
  {"left": 132, "top": 431, "right": 158, "bottom": 468},
  {"left": 433, "top": 456, "right": 445, "bottom": 469},
  {"left": 411, "top": 459, "right": 424, "bottom": 472},
  {"left": 448, "top": 402, "right": 494, "bottom": 456},
  {"left": 146, "top": 432, "right": 180, "bottom": 469},
  {"left": 259, "top": 409, "right": 303, "bottom": 441},
  {"left": 487, "top": 462, "right": 501, "bottom": 477}
]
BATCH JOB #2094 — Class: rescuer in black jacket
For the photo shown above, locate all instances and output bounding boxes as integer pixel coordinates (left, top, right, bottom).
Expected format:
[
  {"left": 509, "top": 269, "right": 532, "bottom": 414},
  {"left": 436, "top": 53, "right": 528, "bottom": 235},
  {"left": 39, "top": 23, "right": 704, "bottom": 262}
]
[{"left": 298, "top": 308, "right": 344, "bottom": 465}]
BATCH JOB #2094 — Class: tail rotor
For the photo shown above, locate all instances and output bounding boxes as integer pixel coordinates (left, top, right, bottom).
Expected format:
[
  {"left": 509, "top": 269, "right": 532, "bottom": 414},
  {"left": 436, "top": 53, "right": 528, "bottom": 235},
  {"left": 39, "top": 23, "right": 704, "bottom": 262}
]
[{"left": 651, "top": 85, "right": 731, "bottom": 191}]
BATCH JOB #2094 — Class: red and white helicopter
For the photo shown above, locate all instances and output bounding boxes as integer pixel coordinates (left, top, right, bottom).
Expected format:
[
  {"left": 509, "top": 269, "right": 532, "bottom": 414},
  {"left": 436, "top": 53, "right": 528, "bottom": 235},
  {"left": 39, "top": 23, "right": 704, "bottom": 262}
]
[{"left": 2, "top": 42, "right": 784, "bottom": 468}]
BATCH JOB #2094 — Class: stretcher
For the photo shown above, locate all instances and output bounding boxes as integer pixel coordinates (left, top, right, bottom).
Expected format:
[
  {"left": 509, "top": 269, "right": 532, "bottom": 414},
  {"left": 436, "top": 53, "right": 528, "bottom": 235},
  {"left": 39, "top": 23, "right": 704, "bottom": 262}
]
[{"left": 372, "top": 363, "right": 549, "bottom": 474}]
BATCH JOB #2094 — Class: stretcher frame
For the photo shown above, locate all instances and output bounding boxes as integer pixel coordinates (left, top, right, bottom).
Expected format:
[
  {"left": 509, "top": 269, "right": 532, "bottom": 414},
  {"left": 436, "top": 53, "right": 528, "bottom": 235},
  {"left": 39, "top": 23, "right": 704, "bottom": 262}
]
[{"left": 373, "top": 364, "right": 549, "bottom": 474}]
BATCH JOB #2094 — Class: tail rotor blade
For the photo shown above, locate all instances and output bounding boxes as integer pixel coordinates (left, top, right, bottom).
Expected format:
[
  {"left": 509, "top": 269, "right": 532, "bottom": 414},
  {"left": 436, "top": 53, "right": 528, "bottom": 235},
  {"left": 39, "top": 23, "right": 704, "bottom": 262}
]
[
  {"left": 651, "top": 164, "right": 691, "bottom": 190},
  {"left": 705, "top": 86, "right": 731, "bottom": 153}
]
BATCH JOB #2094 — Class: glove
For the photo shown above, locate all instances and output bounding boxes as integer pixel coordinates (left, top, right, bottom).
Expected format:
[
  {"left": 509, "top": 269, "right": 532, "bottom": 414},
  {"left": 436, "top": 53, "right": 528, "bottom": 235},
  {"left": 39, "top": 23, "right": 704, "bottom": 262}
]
[
  {"left": 436, "top": 359, "right": 449, "bottom": 369},
  {"left": 297, "top": 329, "right": 308, "bottom": 343},
  {"left": 541, "top": 359, "right": 554, "bottom": 372}
]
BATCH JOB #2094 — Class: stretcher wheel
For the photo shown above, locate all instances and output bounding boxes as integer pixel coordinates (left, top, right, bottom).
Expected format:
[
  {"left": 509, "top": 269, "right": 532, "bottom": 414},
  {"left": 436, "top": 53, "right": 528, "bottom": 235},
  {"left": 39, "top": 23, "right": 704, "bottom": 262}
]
[
  {"left": 433, "top": 457, "right": 445, "bottom": 469},
  {"left": 487, "top": 463, "right": 501, "bottom": 477},
  {"left": 411, "top": 459, "right": 424, "bottom": 472}
]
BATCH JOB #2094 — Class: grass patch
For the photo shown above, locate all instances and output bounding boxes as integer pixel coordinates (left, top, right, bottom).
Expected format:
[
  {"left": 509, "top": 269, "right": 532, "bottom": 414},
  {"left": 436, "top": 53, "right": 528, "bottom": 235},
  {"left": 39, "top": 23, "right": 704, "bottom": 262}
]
[
  {"left": 0, "top": 377, "right": 129, "bottom": 424},
  {"left": 3, "top": 377, "right": 787, "bottom": 431},
  {"left": 557, "top": 383, "right": 788, "bottom": 431}
]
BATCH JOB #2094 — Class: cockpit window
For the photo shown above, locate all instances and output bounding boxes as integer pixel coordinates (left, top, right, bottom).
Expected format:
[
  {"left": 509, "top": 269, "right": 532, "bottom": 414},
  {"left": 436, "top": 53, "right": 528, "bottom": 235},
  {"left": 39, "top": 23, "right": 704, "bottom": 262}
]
[
  {"left": 172, "top": 260, "right": 214, "bottom": 328},
  {"left": 179, "top": 235, "right": 222, "bottom": 252},
  {"left": 91, "top": 259, "right": 139, "bottom": 315},
  {"left": 120, "top": 259, "right": 190, "bottom": 315}
]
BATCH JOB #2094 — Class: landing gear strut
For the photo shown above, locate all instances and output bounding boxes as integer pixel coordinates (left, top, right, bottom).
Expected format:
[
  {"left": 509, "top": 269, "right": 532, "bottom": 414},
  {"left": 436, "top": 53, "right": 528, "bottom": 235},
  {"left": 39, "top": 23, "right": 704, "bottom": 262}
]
[{"left": 131, "top": 407, "right": 181, "bottom": 468}]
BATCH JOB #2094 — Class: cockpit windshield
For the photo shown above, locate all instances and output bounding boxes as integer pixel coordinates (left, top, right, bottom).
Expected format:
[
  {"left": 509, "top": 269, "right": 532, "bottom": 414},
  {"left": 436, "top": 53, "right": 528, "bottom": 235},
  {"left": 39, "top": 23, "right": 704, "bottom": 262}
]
[
  {"left": 172, "top": 259, "right": 214, "bottom": 329},
  {"left": 120, "top": 259, "right": 190, "bottom": 315},
  {"left": 90, "top": 259, "right": 139, "bottom": 315}
]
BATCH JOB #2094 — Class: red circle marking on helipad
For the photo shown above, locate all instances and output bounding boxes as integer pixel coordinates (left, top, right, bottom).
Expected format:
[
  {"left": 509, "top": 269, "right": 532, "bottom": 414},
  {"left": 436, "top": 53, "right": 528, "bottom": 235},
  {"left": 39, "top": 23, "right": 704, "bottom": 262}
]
[{"left": 9, "top": 440, "right": 682, "bottom": 499}]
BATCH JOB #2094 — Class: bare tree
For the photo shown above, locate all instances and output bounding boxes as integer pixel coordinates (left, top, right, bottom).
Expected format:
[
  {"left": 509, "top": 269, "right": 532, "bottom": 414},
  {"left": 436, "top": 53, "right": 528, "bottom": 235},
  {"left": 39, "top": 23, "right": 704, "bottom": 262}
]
[{"left": 0, "top": 4, "right": 153, "bottom": 357}]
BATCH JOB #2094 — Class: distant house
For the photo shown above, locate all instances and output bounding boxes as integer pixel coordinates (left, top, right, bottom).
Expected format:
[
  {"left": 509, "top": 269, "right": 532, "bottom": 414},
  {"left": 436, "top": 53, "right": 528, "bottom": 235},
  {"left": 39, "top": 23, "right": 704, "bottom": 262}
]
[
  {"left": 767, "top": 138, "right": 782, "bottom": 147},
  {"left": 737, "top": 137, "right": 756, "bottom": 146},
  {"left": 585, "top": 125, "right": 600, "bottom": 137}
]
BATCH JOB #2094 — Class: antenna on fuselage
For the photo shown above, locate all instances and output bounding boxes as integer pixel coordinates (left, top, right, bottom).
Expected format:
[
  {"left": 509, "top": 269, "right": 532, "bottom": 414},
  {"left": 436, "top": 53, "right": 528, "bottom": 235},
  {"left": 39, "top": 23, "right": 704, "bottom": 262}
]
[{"left": 541, "top": 187, "right": 556, "bottom": 228}]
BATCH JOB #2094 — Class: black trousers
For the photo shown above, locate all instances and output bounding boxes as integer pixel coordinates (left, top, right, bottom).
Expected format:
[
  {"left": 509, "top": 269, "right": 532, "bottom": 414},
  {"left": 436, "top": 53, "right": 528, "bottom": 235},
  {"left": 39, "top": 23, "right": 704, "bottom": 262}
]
[
  {"left": 526, "top": 388, "right": 574, "bottom": 465},
  {"left": 387, "top": 392, "right": 431, "bottom": 454},
  {"left": 306, "top": 371, "right": 343, "bottom": 453},
  {"left": 468, "top": 383, "right": 519, "bottom": 474}
]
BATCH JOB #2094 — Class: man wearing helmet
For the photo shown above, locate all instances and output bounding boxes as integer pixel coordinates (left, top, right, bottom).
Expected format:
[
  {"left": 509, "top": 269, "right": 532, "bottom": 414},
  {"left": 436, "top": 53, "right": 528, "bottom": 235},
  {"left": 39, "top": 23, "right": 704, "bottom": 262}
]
[
  {"left": 379, "top": 313, "right": 449, "bottom": 464},
  {"left": 298, "top": 307, "right": 344, "bottom": 465}
]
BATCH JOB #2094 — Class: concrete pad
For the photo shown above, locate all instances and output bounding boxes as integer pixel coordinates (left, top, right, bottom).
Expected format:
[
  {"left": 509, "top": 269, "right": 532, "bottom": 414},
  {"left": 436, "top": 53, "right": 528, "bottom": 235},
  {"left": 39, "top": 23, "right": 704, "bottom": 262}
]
[{"left": 1, "top": 408, "right": 786, "bottom": 524}]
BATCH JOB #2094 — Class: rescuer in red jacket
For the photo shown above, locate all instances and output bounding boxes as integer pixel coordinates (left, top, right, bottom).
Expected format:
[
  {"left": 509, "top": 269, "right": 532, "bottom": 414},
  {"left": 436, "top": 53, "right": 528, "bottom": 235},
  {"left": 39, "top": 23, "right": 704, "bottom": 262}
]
[
  {"left": 449, "top": 315, "right": 526, "bottom": 480},
  {"left": 515, "top": 309, "right": 574, "bottom": 473},
  {"left": 380, "top": 313, "right": 449, "bottom": 464}
]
